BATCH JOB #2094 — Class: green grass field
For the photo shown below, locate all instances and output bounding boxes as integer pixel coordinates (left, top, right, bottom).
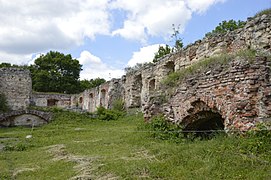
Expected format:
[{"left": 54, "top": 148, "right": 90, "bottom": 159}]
[{"left": 0, "top": 111, "right": 270, "bottom": 179}]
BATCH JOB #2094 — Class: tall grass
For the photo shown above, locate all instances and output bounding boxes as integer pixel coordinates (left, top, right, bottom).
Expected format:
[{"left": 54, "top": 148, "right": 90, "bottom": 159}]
[
  {"left": 162, "top": 49, "right": 257, "bottom": 88},
  {"left": 254, "top": 8, "right": 271, "bottom": 17},
  {"left": 0, "top": 111, "right": 270, "bottom": 179}
]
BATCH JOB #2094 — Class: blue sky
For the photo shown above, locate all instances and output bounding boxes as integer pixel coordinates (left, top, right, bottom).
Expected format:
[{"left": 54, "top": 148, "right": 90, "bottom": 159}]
[{"left": 0, "top": 0, "right": 270, "bottom": 80}]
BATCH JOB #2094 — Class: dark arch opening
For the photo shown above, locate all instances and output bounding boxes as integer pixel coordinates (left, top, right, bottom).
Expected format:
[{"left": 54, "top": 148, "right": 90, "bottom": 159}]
[
  {"left": 47, "top": 99, "right": 59, "bottom": 106},
  {"left": 149, "top": 79, "right": 156, "bottom": 91},
  {"left": 165, "top": 61, "right": 175, "bottom": 75},
  {"left": 100, "top": 89, "right": 106, "bottom": 107},
  {"left": 131, "top": 74, "right": 143, "bottom": 107},
  {"left": 184, "top": 110, "right": 225, "bottom": 139},
  {"left": 79, "top": 97, "right": 83, "bottom": 104}
]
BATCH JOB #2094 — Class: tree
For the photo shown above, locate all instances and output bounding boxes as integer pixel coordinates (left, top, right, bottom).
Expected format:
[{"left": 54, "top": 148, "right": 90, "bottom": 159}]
[
  {"left": 0, "top": 63, "right": 12, "bottom": 68},
  {"left": 152, "top": 24, "right": 183, "bottom": 63},
  {"left": 79, "top": 78, "right": 106, "bottom": 91},
  {"left": 205, "top": 19, "right": 245, "bottom": 37},
  {"left": 171, "top": 24, "right": 183, "bottom": 52},
  {"left": 153, "top": 45, "right": 171, "bottom": 63},
  {"left": 30, "top": 51, "right": 82, "bottom": 94}
]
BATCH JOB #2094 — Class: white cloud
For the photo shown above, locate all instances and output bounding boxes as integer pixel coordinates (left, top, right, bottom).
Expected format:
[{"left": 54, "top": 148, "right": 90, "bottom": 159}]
[
  {"left": 185, "top": 0, "right": 226, "bottom": 14},
  {"left": 127, "top": 44, "right": 165, "bottom": 67},
  {"left": 78, "top": 51, "right": 124, "bottom": 80},
  {"left": 111, "top": 0, "right": 192, "bottom": 42},
  {"left": 0, "top": 0, "right": 226, "bottom": 67},
  {"left": 111, "top": 0, "right": 225, "bottom": 42},
  {"left": 0, "top": 51, "right": 32, "bottom": 65},
  {"left": 0, "top": 0, "right": 111, "bottom": 64}
]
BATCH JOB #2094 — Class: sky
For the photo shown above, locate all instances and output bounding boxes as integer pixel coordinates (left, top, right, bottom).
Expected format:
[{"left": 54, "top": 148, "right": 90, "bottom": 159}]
[{"left": 0, "top": 0, "right": 270, "bottom": 80}]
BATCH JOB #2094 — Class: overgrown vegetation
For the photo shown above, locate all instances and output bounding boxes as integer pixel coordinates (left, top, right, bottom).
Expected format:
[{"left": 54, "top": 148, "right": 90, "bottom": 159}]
[
  {"left": 0, "top": 111, "right": 270, "bottom": 179},
  {"left": 153, "top": 45, "right": 172, "bottom": 63},
  {"left": 124, "top": 62, "right": 153, "bottom": 74},
  {"left": 0, "top": 93, "right": 10, "bottom": 113},
  {"left": 153, "top": 24, "right": 183, "bottom": 63},
  {"left": 95, "top": 99, "right": 126, "bottom": 121},
  {"left": 142, "top": 115, "right": 183, "bottom": 142},
  {"left": 79, "top": 78, "right": 106, "bottom": 92},
  {"left": 162, "top": 49, "right": 257, "bottom": 88},
  {"left": 254, "top": 8, "right": 271, "bottom": 17},
  {"left": 205, "top": 19, "right": 246, "bottom": 37}
]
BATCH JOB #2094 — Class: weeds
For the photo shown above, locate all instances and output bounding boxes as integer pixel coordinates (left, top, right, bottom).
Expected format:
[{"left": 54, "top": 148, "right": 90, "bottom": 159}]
[
  {"left": 254, "top": 8, "right": 271, "bottom": 17},
  {"left": 143, "top": 115, "right": 184, "bottom": 142},
  {"left": 96, "top": 106, "right": 124, "bottom": 121},
  {"left": 0, "top": 111, "right": 270, "bottom": 179},
  {"left": 162, "top": 49, "right": 258, "bottom": 88},
  {"left": 0, "top": 93, "right": 10, "bottom": 113}
]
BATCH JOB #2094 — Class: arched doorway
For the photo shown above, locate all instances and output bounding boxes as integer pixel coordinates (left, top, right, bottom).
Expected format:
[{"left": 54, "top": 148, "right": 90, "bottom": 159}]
[
  {"left": 182, "top": 100, "right": 225, "bottom": 138},
  {"left": 100, "top": 89, "right": 106, "bottom": 107},
  {"left": 149, "top": 79, "right": 156, "bottom": 92},
  {"left": 164, "top": 61, "right": 175, "bottom": 75}
]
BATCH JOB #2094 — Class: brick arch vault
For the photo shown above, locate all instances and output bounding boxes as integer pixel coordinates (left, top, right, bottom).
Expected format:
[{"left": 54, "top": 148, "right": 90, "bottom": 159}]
[{"left": 181, "top": 98, "right": 226, "bottom": 136}]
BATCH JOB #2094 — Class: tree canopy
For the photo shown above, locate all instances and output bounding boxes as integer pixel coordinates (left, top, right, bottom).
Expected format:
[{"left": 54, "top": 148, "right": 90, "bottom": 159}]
[
  {"left": 205, "top": 19, "right": 245, "bottom": 37},
  {"left": 30, "top": 51, "right": 82, "bottom": 94},
  {"left": 79, "top": 78, "right": 106, "bottom": 91},
  {"left": 152, "top": 24, "right": 183, "bottom": 63}
]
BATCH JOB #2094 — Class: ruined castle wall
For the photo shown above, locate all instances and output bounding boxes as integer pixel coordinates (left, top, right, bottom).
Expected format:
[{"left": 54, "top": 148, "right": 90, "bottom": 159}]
[
  {"left": 125, "top": 14, "right": 271, "bottom": 113},
  {"left": 0, "top": 68, "right": 32, "bottom": 110},
  {"left": 31, "top": 93, "right": 71, "bottom": 108},
  {"left": 71, "top": 81, "right": 113, "bottom": 112},
  {"left": 144, "top": 56, "right": 271, "bottom": 131}
]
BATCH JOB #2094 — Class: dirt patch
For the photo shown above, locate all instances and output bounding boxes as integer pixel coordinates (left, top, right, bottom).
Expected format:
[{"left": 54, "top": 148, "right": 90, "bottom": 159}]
[
  {"left": 13, "top": 166, "right": 39, "bottom": 177},
  {"left": 46, "top": 144, "right": 118, "bottom": 180},
  {"left": 120, "top": 148, "right": 158, "bottom": 162}
]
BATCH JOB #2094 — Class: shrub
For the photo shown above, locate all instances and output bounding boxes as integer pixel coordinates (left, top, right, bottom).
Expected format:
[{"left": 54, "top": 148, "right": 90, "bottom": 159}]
[
  {"left": 239, "top": 122, "right": 271, "bottom": 155},
  {"left": 4, "top": 143, "right": 28, "bottom": 151},
  {"left": 96, "top": 106, "right": 123, "bottom": 121},
  {"left": 112, "top": 98, "right": 125, "bottom": 112},
  {"left": 145, "top": 115, "right": 183, "bottom": 141},
  {"left": 0, "top": 93, "right": 10, "bottom": 113},
  {"left": 254, "top": 8, "right": 271, "bottom": 17},
  {"left": 205, "top": 19, "right": 245, "bottom": 37}
]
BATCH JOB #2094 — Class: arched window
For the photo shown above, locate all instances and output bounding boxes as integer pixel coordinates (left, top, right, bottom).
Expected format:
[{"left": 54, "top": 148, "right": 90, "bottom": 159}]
[
  {"left": 100, "top": 89, "right": 106, "bottom": 107},
  {"left": 149, "top": 79, "right": 156, "bottom": 91}
]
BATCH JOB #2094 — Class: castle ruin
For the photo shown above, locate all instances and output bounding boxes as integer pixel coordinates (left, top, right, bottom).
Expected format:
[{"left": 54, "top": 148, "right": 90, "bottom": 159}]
[{"left": 1, "top": 13, "right": 271, "bottom": 131}]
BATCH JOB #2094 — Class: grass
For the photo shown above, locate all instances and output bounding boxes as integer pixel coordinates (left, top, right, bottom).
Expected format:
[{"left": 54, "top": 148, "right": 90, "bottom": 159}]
[
  {"left": 161, "top": 49, "right": 258, "bottom": 88},
  {"left": 254, "top": 8, "right": 271, "bottom": 17},
  {"left": 0, "top": 111, "right": 270, "bottom": 179}
]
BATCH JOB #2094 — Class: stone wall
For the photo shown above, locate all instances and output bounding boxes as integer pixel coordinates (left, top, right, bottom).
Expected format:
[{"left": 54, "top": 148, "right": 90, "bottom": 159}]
[
  {"left": 71, "top": 79, "right": 125, "bottom": 112},
  {"left": 0, "top": 13, "right": 270, "bottom": 130},
  {"left": 31, "top": 93, "right": 72, "bottom": 108},
  {"left": 0, "top": 68, "right": 32, "bottom": 110},
  {"left": 143, "top": 56, "right": 271, "bottom": 131},
  {"left": 0, "top": 110, "right": 52, "bottom": 127},
  {"left": 124, "top": 13, "right": 270, "bottom": 110}
]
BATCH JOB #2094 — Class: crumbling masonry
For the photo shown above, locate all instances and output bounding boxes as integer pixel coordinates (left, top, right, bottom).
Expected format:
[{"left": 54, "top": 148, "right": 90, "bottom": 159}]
[{"left": 1, "top": 14, "right": 271, "bottom": 130}]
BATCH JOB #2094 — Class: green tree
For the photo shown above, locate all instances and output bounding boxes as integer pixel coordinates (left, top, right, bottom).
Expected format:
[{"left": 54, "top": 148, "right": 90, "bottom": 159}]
[
  {"left": 205, "top": 19, "right": 246, "bottom": 37},
  {"left": 153, "top": 45, "right": 171, "bottom": 63},
  {"left": 171, "top": 24, "right": 183, "bottom": 52},
  {"left": 79, "top": 78, "right": 106, "bottom": 91},
  {"left": 152, "top": 24, "right": 183, "bottom": 63},
  {"left": 30, "top": 51, "right": 82, "bottom": 94},
  {"left": 0, "top": 93, "right": 10, "bottom": 113},
  {"left": 0, "top": 63, "right": 12, "bottom": 68}
]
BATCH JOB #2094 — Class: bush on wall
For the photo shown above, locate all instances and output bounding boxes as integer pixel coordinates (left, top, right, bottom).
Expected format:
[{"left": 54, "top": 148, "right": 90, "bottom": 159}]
[{"left": 0, "top": 93, "right": 10, "bottom": 113}]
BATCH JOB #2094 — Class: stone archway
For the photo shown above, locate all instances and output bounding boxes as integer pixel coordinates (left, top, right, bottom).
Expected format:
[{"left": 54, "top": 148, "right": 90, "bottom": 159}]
[
  {"left": 100, "top": 89, "right": 106, "bottom": 107},
  {"left": 182, "top": 100, "right": 225, "bottom": 137}
]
